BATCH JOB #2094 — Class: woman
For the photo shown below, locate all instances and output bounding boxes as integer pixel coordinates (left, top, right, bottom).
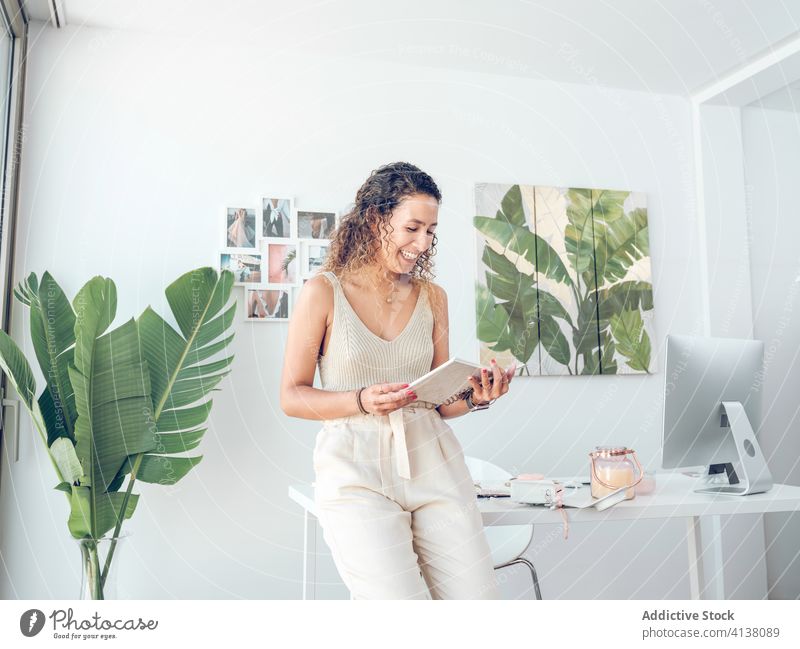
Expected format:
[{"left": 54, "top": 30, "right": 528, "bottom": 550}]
[
  {"left": 227, "top": 208, "right": 255, "bottom": 247},
  {"left": 280, "top": 162, "right": 515, "bottom": 600}
]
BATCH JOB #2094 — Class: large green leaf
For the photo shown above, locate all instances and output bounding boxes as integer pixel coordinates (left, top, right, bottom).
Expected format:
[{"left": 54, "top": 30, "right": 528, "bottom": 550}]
[
  {"left": 474, "top": 216, "right": 536, "bottom": 277},
  {"left": 598, "top": 326, "right": 618, "bottom": 375},
  {"left": 151, "top": 427, "right": 207, "bottom": 454},
  {"left": 538, "top": 315, "right": 570, "bottom": 367},
  {"left": 535, "top": 289, "right": 573, "bottom": 326},
  {"left": 583, "top": 345, "right": 600, "bottom": 375},
  {"left": 191, "top": 302, "right": 237, "bottom": 349},
  {"left": 70, "top": 316, "right": 155, "bottom": 496},
  {"left": 0, "top": 330, "right": 37, "bottom": 410},
  {"left": 184, "top": 333, "right": 235, "bottom": 365},
  {"left": 136, "top": 455, "right": 203, "bottom": 485},
  {"left": 166, "top": 267, "right": 233, "bottom": 340},
  {"left": 597, "top": 281, "right": 654, "bottom": 323},
  {"left": 155, "top": 400, "right": 214, "bottom": 432},
  {"left": 69, "top": 275, "right": 118, "bottom": 484},
  {"left": 498, "top": 184, "right": 526, "bottom": 227},
  {"left": 594, "top": 205, "right": 649, "bottom": 285},
  {"left": 475, "top": 216, "right": 573, "bottom": 285},
  {"left": 28, "top": 272, "right": 77, "bottom": 444},
  {"left": 38, "top": 389, "right": 68, "bottom": 447},
  {"left": 70, "top": 277, "right": 155, "bottom": 539},
  {"left": 475, "top": 284, "right": 511, "bottom": 344},
  {"left": 12, "top": 272, "right": 39, "bottom": 307},
  {"left": 68, "top": 486, "right": 139, "bottom": 539},
  {"left": 590, "top": 189, "right": 628, "bottom": 224},
  {"left": 133, "top": 268, "right": 235, "bottom": 486},
  {"left": 0, "top": 329, "right": 80, "bottom": 488},
  {"left": 562, "top": 190, "right": 602, "bottom": 374},
  {"left": 481, "top": 244, "right": 519, "bottom": 279},
  {"left": 486, "top": 271, "right": 537, "bottom": 306},
  {"left": 534, "top": 234, "right": 575, "bottom": 287},
  {"left": 50, "top": 437, "right": 84, "bottom": 485},
  {"left": 500, "top": 311, "right": 539, "bottom": 366},
  {"left": 565, "top": 188, "right": 597, "bottom": 287},
  {"left": 610, "top": 309, "right": 652, "bottom": 372},
  {"left": 162, "top": 374, "right": 226, "bottom": 409}
]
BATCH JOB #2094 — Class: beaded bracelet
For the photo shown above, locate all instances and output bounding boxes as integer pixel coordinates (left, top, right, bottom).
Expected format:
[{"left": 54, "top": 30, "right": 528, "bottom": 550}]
[{"left": 355, "top": 387, "right": 369, "bottom": 415}]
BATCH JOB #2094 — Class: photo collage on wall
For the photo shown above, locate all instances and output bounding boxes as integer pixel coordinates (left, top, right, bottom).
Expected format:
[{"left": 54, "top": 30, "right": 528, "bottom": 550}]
[{"left": 219, "top": 199, "right": 337, "bottom": 322}]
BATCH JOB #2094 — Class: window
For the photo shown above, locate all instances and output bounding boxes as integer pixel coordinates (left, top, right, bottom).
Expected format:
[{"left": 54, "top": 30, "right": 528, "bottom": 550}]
[{"left": 0, "top": 1, "right": 27, "bottom": 479}]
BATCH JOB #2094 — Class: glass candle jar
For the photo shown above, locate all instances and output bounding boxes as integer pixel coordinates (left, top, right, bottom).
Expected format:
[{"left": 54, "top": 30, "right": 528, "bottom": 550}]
[{"left": 589, "top": 446, "right": 644, "bottom": 500}]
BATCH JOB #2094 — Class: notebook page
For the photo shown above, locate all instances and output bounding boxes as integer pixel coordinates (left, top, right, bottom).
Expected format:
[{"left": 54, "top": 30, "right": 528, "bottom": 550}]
[{"left": 407, "top": 357, "right": 484, "bottom": 406}]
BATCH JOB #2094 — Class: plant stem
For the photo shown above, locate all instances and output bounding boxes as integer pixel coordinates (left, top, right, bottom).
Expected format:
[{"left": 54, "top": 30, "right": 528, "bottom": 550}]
[
  {"left": 81, "top": 540, "right": 104, "bottom": 599},
  {"left": 100, "top": 453, "right": 143, "bottom": 588},
  {"left": 569, "top": 281, "right": 581, "bottom": 312}
]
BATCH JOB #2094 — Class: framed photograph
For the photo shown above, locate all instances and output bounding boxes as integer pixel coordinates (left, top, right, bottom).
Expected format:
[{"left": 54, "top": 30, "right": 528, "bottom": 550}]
[
  {"left": 225, "top": 207, "right": 257, "bottom": 248},
  {"left": 297, "top": 210, "right": 337, "bottom": 240},
  {"left": 244, "top": 288, "right": 292, "bottom": 321},
  {"left": 263, "top": 238, "right": 300, "bottom": 286},
  {"left": 300, "top": 239, "right": 329, "bottom": 278},
  {"left": 261, "top": 197, "right": 294, "bottom": 239},
  {"left": 219, "top": 250, "right": 263, "bottom": 286}
]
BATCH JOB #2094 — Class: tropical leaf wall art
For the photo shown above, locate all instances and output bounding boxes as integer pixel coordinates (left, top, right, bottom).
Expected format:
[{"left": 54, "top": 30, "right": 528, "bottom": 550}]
[{"left": 474, "top": 183, "right": 655, "bottom": 376}]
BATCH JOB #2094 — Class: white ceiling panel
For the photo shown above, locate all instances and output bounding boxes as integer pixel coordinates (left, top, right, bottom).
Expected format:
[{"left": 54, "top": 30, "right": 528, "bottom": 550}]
[{"left": 22, "top": 0, "right": 800, "bottom": 95}]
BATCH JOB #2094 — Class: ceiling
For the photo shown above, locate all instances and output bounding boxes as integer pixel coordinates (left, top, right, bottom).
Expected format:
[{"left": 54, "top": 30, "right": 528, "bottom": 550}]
[
  {"left": 750, "top": 80, "right": 800, "bottom": 110},
  {"left": 22, "top": 0, "right": 800, "bottom": 96}
]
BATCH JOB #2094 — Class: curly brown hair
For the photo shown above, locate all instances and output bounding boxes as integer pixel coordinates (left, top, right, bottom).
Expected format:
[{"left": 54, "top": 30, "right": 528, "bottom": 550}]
[{"left": 321, "top": 162, "right": 443, "bottom": 307}]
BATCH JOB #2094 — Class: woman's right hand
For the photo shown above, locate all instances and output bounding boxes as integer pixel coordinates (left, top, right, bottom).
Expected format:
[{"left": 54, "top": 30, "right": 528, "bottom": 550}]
[{"left": 359, "top": 382, "right": 417, "bottom": 416}]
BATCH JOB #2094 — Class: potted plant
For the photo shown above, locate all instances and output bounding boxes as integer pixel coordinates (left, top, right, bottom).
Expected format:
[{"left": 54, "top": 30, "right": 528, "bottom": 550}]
[{"left": 0, "top": 267, "right": 236, "bottom": 598}]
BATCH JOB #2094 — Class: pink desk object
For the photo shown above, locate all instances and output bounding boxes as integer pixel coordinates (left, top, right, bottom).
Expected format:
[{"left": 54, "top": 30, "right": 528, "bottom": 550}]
[
  {"left": 635, "top": 472, "right": 657, "bottom": 495},
  {"left": 516, "top": 473, "right": 545, "bottom": 481}
]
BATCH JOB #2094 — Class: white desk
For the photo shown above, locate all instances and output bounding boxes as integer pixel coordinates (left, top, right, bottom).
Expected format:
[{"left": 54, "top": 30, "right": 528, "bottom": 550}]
[{"left": 289, "top": 473, "right": 800, "bottom": 599}]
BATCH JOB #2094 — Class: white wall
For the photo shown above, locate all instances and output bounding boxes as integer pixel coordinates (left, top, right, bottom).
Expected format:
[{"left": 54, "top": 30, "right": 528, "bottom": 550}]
[
  {"left": 742, "top": 106, "right": 800, "bottom": 600},
  {"left": 1, "top": 20, "right": 704, "bottom": 599}
]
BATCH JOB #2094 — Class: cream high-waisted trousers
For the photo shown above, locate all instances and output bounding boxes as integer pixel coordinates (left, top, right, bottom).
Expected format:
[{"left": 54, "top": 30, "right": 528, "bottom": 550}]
[{"left": 313, "top": 406, "right": 500, "bottom": 600}]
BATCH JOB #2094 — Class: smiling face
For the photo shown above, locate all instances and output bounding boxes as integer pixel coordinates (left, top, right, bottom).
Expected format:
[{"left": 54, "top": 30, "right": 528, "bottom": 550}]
[{"left": 374, "top": 192, "right": 439, "bottom": 276}]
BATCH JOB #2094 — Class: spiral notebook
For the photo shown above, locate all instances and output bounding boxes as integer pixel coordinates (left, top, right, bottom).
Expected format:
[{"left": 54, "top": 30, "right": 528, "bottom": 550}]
[{"left": 407, "top": 357, "right": 489, "bottom": 408}]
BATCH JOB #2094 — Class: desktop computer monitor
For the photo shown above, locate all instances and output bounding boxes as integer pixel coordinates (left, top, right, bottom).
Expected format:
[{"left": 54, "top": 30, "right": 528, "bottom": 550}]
[{"left": 662, "top": 334, "right": 773, "bottom": 495}]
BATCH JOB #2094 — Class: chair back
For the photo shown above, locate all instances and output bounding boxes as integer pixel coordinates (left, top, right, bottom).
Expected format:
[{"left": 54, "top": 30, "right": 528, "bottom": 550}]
[{"left": 464, "top": 455, "right": 534, "bottom": 568}]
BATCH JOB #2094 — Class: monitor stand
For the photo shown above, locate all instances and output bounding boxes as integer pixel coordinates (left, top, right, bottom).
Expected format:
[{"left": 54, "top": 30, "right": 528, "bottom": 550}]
[{"left": 694, "top": 401, "right": 773, "bottom": 496}]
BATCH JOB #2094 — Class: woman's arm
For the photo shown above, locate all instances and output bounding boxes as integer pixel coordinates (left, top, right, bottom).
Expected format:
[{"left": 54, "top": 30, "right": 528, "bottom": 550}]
[
  {"left": 280, "top": 275, "right": 362, "bottom": 420},
  {"left": 431, "top": 283, "right": 513, "bottom": 418},
  {"left": 427, "top": 283, "right": 469, "bottom": 420},
  {"left": 280, "top": 275, "right": 416, "bottom": 420}
]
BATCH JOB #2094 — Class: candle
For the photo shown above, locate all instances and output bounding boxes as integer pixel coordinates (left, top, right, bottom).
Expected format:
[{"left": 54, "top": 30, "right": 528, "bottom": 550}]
[
  {"left": 591, "top": 463, "right": 636, "bottom": 499},
  {"left": 589, "top": 446, "right": 642, "bottom": 501}
]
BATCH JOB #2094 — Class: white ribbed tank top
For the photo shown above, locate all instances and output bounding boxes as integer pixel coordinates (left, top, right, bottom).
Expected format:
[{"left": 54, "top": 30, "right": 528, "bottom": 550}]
[{"left": 318, "top": 271, "right": 434, "bottom": 392}]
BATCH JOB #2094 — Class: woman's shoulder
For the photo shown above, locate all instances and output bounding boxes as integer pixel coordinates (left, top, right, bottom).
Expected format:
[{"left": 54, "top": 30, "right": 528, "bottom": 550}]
[
  {"left": 420, "top": 279, "right": 447, "bottom": 316},
  {"left": 419, "top": 277, "right": 445, "bottom": 297},
  {"left": 296, "top": 273, "right": 335, "bottom": 322},
  {"left": 303, "top": 272, "right": 337, "bottom": 296}
]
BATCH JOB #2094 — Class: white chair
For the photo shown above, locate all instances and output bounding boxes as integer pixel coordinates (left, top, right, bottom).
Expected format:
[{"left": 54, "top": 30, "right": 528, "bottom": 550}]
[{"left": 464, "top": 455, "right": 542, "bottom": 600}]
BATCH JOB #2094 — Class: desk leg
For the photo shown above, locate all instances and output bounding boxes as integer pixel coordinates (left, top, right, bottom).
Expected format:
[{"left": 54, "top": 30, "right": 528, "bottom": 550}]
[
  {"left": 303, "top": 509, "right": 318, "bottom": 600},
  {"left": 686, "top": 516, "right": 704, "bottom": 599}
]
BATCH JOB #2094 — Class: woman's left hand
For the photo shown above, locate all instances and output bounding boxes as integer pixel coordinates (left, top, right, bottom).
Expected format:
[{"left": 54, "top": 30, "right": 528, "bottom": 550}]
[{"left": 467, "top": 358, "right": 517, "bottom": 405}]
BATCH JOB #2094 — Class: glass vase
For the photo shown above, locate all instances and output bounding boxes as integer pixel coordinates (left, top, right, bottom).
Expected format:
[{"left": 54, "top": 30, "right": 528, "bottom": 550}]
[{"left": 76, "top": 532, "right": 130, "bottom": 599}]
